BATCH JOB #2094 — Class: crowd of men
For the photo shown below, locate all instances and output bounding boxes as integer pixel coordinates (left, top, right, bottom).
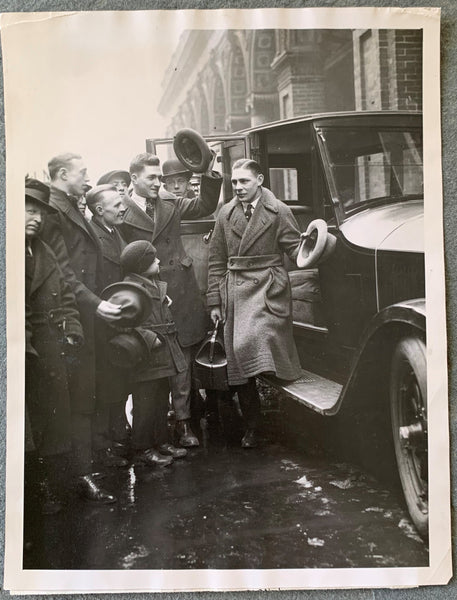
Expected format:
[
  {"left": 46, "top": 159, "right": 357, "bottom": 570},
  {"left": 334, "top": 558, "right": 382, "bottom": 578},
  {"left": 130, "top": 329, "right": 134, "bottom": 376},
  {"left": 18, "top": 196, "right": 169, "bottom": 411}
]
[{"left": 25, "top": 148, "right": 305, "bottom": 515}]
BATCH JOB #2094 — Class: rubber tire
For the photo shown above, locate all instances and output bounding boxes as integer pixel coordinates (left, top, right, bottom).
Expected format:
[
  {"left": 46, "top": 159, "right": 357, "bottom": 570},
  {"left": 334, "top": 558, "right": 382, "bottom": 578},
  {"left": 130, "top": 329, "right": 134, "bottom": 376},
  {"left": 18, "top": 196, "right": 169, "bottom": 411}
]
[
  {"left": 390, "top": 336, "right": 428, "bottom": 539},
  {"left": 296, "top": 219, "right": 328, "bottom": 269}
]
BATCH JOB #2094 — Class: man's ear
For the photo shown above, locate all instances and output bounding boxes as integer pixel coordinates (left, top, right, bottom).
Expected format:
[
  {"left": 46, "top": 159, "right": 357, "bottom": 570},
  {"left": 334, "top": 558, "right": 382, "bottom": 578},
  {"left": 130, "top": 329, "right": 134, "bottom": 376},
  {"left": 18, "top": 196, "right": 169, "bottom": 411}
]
[
  {"left": 130, "top": 173, "right": 137, "bottom": 184},
  {"left": 59, "top": 167, "right": 68, "bottom": 181},
  {"left": 95, "top": 204, "right": 104, "bottom": 216},
  {"left": 258, "top": 174, "right": 264, "bottom": 186}
]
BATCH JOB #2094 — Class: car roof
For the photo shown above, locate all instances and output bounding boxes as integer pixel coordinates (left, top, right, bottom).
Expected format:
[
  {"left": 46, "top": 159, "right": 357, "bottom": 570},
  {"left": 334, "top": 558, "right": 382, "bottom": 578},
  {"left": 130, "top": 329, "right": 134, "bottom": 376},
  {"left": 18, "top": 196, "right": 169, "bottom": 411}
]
[{"left": 236, "top": 110, "right": 422, "bottom": 135}]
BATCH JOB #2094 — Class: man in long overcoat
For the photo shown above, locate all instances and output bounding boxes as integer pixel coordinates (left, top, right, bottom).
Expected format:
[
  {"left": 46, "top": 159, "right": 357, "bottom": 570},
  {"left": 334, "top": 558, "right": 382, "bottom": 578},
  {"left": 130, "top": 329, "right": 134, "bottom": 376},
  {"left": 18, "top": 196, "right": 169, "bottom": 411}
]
[
  {"left": 207, "top": 159, "right": 302, "bottom": 448},
  {"left": 86, "top": 184, "right": 130, "bottom": 456},
  {"left": 118, "top": 153, "right": 222, "bottom": 447},
  {"left": 40, "top": 153, "right": 122, "bottom": 503},
  {"left": 25, "top": 178, "right": 84, "bottom": 513}
]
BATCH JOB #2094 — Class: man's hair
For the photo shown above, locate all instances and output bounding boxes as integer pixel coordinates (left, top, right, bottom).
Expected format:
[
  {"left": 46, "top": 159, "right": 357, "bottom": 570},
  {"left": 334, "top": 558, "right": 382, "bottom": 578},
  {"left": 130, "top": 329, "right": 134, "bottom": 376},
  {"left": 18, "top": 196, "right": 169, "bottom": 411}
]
[
  {"left": 48, "top": 153, "right": 82, "bottom": 181},
  {"left": 85, "top": 184, "right": 117, "bottom": 214},
  {"left": 129, "top": 153, "right": 160, "bottom": 175},
  {"left": 232, "top": 159, "right": 263, "bottom": 177}
]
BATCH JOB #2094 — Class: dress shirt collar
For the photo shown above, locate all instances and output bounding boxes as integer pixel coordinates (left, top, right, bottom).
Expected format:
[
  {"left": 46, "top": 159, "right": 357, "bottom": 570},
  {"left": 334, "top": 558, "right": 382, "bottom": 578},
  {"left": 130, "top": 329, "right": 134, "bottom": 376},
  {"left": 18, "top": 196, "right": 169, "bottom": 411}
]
[{"left": 131, "top": 190, "right": 154, "bottom": 212}]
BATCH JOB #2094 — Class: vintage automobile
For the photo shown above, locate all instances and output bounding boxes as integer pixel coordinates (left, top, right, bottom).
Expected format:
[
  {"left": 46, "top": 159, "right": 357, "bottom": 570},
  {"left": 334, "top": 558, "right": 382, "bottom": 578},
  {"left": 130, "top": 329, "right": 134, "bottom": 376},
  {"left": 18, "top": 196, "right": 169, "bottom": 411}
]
[{"left": 148, "top": 111, "right": 427, "bottom": 538}]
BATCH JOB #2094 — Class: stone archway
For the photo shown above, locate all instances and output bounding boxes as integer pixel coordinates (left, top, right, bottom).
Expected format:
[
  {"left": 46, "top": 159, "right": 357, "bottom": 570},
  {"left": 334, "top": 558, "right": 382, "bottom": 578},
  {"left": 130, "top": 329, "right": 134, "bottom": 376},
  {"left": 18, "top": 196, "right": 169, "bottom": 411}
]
[
  {"left": 226, "top": 36, "right": 250, "bottom": 132},
  {"left": 212, "top": 71, "right": 227, "bottom": 133}
]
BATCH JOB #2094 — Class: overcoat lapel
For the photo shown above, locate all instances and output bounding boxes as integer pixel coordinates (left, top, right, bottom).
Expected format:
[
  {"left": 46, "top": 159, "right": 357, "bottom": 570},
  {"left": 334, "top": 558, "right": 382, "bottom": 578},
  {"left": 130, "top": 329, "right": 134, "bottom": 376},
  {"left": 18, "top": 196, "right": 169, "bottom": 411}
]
[
  {"left": 227, "top": 201, "right": 248, "bottom": 241},
  {"left": 152, "top": 198, "right": 174, "bottom": 242},
  {"left": 122, "top": 195, "right": 154, "bottom": 234},
  {"left": 238, "top": 194, "right": 274, "bottom": 255},
  {"left": 50, "top": 190, "right": 99, "bottom": 245}
]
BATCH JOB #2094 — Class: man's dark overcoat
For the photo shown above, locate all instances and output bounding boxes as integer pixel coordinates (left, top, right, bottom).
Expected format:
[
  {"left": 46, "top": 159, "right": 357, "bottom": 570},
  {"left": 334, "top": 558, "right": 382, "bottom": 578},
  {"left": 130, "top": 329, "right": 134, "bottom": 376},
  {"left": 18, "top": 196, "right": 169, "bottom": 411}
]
[
  {"left": 90, "top": 216, "right": 128, "bottom": 406},
  {"left": 26, "top": 237, "right": 83, "bottom": 455},
  {"left": 41, "top": 187, "right": 104, "bottom": 413},
  {"left": 119, "top": 173, "right": 222, "bottom": 348},
  {"left": 207, "top": 187, "right": 303, "bottom": 385}
]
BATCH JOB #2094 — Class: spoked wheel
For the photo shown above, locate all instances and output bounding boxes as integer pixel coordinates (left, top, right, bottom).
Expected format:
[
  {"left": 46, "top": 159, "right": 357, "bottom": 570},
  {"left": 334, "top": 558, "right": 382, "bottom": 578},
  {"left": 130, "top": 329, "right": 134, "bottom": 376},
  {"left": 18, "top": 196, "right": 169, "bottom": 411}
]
[{"left": 390, "top": 336, "right": 428, "bottom": 539}]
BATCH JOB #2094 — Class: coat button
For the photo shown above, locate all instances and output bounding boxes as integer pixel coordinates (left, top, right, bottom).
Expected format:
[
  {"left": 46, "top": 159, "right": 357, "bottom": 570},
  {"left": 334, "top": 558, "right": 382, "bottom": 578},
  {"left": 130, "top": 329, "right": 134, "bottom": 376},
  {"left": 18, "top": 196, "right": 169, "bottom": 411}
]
[
  {"left": 166, "top": 237, "right": 171, "bottom": 243},
  {"left": 230, "top": 259, "right": 234, "bottom": 265},
  {"left": 247, "top": 260, "right": 252, "bottom": 267},
  {"left": 169, "top": 259, "right": 174, "bottom": 265},
  {"left": 253, "top": 278, "right": 259, "bottom": 284},
  {"left": 81, "top": 268, "right": 85, "bottom": 274},
  {"left": 237, "top": 281, "right": 243, "bottom": 286}
]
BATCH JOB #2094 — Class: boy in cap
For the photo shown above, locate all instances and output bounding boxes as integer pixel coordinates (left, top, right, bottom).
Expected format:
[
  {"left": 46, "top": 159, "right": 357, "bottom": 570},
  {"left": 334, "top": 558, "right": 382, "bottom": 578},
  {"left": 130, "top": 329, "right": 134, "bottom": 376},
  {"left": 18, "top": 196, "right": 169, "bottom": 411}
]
[{"left": 106, "top": 240, "right": 188, "bottom": 465}]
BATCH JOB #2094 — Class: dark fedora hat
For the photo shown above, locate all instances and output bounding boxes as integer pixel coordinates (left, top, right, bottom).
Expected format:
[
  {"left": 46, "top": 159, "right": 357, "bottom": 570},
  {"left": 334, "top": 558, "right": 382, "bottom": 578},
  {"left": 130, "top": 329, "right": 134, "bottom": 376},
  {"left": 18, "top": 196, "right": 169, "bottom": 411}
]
[
  {"left": 25, "top": 177, "right": 57, "bottom": 213},
  {"left": 173, "top": 128, "right": 213, "bottom": 174},
  {"left": 162, "top": 158, "right": 191, "bottom": 179},
  {"left": 100, "top": 281, "right": 153, "bottom": 327},
  {"left": 97, "top": 170, "right": 131, "bottom": 186}
]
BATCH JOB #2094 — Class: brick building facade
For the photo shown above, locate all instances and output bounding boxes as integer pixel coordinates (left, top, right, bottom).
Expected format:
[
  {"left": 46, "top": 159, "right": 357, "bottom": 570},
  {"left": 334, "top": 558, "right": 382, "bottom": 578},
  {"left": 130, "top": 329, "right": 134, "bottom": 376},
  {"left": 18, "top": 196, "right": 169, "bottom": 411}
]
[{"left": 157, "top": 29, "right": 422, "bottom": 136}]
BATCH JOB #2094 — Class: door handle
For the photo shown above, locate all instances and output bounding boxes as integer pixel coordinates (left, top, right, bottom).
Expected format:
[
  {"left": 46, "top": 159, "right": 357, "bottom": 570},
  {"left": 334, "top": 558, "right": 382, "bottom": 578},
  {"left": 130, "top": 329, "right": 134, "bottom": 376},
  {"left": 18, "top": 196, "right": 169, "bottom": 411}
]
[{"left": 203, "top": 229, "right": 213, "bottom": 244}]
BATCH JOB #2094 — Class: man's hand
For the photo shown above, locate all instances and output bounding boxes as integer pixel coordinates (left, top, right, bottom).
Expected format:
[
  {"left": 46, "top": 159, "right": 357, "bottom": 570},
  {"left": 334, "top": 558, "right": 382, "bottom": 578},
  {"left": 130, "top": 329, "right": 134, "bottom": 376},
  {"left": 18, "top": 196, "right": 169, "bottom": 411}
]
[
  {"left": 96, "top": 300, "right": 122, "bottom": 322},
  {"left": 204, "top": 149, "right": 217, "bottom": 175},
  {"left": 210, "top": 306, "right": 222, "bottom": 325}
]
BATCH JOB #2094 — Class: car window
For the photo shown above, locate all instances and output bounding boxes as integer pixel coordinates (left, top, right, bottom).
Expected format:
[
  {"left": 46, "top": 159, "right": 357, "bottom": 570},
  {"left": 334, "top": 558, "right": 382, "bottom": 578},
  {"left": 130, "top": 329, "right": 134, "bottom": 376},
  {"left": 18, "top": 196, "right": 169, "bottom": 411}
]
[
  {"left": 269, "top": 167, "right": 299, "bottom": 204},
  {"left": 318, "top": 126, "right": 423, "bottom": 215}
]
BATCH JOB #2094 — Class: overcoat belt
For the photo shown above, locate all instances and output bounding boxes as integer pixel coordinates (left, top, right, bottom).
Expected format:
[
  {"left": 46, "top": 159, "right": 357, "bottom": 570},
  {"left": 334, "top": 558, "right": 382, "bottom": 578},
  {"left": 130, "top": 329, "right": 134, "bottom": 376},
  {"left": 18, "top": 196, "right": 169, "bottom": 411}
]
[{"left": 207, "top": 187, "right": 302, "bottom": 386}]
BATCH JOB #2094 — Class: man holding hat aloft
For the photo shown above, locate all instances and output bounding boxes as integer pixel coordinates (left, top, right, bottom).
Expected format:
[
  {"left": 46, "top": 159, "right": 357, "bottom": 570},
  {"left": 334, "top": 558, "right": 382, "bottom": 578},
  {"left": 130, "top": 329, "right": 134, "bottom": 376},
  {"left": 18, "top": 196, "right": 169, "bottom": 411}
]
[
  {"left": 119, "top": 152, "right": 222, "bottom": 448},
  {"left": 102, "top": 240, "right": 187, "bottom": 465},
  {"left": 24, "top": 177, "right": 84, "bottom": 513}
]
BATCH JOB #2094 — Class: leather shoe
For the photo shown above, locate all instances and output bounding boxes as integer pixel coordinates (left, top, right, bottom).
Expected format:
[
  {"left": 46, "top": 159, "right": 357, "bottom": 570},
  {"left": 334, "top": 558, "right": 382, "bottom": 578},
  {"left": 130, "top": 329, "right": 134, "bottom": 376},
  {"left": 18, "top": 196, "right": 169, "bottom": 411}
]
[
  {"left": 175, "top": 420, "right": 199, "bottom": 447},
  {"left": 159, "top": 444, "right": 187, "bottom": 458},
  {"left": 77, "top": 474, "right": 117, "bottom": 503},
  {"left": 241, "top": 429, "right": 258, "bottom": 449},
  {"left": 98, "top": 447, "right": 129, "bottom": 468},
  {"left": 134, "top": 448, "right": 173, "bottom": 467}
]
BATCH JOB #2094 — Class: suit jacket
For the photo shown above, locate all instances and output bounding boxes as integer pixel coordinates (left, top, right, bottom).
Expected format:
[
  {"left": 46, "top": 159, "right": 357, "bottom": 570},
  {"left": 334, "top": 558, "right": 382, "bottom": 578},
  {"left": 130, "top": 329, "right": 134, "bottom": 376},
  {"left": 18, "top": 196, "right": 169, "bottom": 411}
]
[
  {"left": 40, "top": 186, "right": 104, "bottom": 413},
  {"left": 118, "top": 172, "right": 222, "bottom": 347},
  {"left": 207, "top": 187, "right": 302, "bottom": 385}
]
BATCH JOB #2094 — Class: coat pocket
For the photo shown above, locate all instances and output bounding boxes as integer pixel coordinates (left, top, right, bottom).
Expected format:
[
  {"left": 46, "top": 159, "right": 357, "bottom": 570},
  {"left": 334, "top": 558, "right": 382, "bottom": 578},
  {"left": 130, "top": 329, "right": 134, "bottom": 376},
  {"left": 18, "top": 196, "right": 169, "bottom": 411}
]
[
  {"left": 180, "top": 255, "right": 193, "bottom": 268},
  {"left": 264, "top": 267, "right": 291, "bottom": 318}
]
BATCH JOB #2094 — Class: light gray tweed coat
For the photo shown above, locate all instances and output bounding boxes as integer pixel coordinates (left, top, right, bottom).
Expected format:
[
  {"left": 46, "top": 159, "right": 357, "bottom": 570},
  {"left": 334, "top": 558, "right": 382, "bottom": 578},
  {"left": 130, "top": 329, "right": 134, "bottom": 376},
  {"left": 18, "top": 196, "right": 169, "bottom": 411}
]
[{"left": 207, "top": 187, "right": 302, "bottom": 385}]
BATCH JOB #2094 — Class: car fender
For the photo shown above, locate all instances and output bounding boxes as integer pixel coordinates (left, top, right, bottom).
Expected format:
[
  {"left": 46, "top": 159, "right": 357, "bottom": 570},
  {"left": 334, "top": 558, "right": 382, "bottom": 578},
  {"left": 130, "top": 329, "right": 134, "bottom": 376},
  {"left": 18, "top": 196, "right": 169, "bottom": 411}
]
[{"left": 326, "top": 299, "right": 426, "bottom": 416}]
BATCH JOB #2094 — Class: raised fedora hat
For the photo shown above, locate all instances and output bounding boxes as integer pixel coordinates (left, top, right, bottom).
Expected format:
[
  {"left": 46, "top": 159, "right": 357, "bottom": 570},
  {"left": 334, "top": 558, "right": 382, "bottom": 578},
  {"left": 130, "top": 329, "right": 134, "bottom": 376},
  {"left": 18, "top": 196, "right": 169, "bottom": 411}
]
[
  {"left": 100, "top": 281, "right": 153, "bottom": 328},
  {"left": 173, "top": 128, "right": 213, "bottom": 174}
]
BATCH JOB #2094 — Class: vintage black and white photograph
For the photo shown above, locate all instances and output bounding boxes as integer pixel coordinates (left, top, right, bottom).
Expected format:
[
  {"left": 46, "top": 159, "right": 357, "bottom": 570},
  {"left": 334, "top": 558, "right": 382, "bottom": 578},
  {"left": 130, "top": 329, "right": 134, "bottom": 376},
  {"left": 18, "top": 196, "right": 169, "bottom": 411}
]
[{"left": 1, "top": 6, "right": 451, "bottom": 593}]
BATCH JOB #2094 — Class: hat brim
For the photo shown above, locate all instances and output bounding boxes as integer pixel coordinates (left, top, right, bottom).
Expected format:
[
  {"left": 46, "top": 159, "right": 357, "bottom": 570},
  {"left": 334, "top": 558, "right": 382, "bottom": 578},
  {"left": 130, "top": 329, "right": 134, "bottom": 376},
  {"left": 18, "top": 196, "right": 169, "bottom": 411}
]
[
  {"left": 173, "top": 128, "right": 213, "bottom": 174},
  {"left": 97, "top": 170, "right": 131, "bottom": 186},
  {"left": 25, "top": 190, "right": 57, "bottom": 214},
  {"left": 100, "top": 281, "right": 153, "bottom": 327}
]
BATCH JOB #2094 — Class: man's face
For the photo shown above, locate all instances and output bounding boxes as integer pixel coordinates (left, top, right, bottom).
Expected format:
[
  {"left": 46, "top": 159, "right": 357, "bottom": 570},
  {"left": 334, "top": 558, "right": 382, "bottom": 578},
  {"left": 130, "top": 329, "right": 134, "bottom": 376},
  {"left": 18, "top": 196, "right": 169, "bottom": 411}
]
[
  {"left": 65, "top": 158, "right": 89, "bottom": 197},
  {"left": 231, "top": 167, "right": 264, "bottom": 203},
  {"left": 99, "top": 191, "right": 125, "bottom": 227},
  {"left": 190, "top": 180, "right": 200, "bottom": 195},
  {"left": 25, "top": 200, "right": 43, "bottom": 239},
  {"left": 131, "top": 165, "right": 162, "bottom": 199},
  {"left": 109, "top": 177, "right": 129, "bottom": 198},
  {"left": 163, "top": 174, "right": 190, "bottom": 197}
]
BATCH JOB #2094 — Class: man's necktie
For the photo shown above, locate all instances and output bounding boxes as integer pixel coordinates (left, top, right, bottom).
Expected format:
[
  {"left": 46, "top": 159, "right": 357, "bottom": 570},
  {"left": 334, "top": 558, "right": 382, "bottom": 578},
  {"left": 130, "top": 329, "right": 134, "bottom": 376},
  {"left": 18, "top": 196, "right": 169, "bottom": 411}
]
[
  {"left": 145, "top": 199, "right": 155, "bottom": 224},
  {"left": 245, "top": 203, "right": 253, "bottom": 222}
]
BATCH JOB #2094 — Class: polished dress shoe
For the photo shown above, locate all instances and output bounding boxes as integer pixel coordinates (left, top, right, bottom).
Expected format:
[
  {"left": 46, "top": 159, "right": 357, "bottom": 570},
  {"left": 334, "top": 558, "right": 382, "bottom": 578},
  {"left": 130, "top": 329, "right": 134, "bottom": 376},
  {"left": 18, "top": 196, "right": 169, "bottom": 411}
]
[
  {"left": 77, "top": 474, "right": 117, "bottom": 504},
  {"left": 241, "top": 429, "right": 258, "bottom": 449},
  {"left": 175, "top": 420, "right": 199, "bottom": 448},
  {"left": 134, "top": 448, "right": 173, "bottom": 467},
  {"left": 98, "top": 447, "right": 129, "bottom": 468},
  {"left": 159, "top": 444, "right": 187, "bottom": 458}
]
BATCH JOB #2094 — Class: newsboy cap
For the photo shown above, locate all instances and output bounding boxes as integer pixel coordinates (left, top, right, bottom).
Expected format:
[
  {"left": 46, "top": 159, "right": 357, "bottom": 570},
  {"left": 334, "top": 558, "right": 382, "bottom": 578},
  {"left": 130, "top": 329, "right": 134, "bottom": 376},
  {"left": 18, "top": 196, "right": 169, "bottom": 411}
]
[
  {"left": 97, "top": 170, "right": 131, "bottom": 186},
  {"left": 120, "top": 240, "right": 157, "bottom": 276}
]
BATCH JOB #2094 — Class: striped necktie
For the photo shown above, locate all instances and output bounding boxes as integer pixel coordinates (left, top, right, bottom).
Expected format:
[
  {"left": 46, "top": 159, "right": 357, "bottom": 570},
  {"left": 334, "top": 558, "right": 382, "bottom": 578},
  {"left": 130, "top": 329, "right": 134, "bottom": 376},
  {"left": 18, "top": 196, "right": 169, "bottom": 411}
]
[{"left": 245, "top": 203, "right": 253, "bottom": 222}]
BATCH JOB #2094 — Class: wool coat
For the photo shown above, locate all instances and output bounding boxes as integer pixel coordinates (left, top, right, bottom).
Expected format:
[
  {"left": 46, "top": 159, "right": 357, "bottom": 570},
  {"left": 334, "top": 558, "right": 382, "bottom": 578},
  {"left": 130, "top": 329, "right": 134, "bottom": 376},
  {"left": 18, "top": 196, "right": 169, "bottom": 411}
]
[
  {"left": 90, "top": 216, "right": 128, "bottom": 406},
  {"left": 120, "top": 273, "right": 187, "bottom": 382},
  {"left": 118, "top": 172, "right": 222, "bottom": 348},
  {"left": 41, "top": 187, "right": 105, "bottom": 413},
  {"left": 207, "top": 187, "right": 302, "bottom": 385},
  {"left": 26, "top": 237, "right": 83, "bottom": 455}
]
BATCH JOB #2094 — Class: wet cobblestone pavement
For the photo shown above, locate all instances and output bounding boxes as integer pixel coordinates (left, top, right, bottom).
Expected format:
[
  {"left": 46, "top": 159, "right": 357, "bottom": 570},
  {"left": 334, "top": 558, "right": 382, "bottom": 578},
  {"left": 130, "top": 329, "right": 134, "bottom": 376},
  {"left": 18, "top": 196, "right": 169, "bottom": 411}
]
[{"left": 24, "top": 428, "right": 428, "bottom": 570}]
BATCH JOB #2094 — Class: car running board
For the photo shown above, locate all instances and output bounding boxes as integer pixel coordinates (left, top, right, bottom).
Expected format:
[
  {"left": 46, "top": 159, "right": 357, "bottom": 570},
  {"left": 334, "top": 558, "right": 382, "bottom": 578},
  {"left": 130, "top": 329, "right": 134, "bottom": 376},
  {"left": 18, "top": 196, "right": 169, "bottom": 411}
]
[{"left": 261, "top": 369, "right": 343, "bottom": 415}]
